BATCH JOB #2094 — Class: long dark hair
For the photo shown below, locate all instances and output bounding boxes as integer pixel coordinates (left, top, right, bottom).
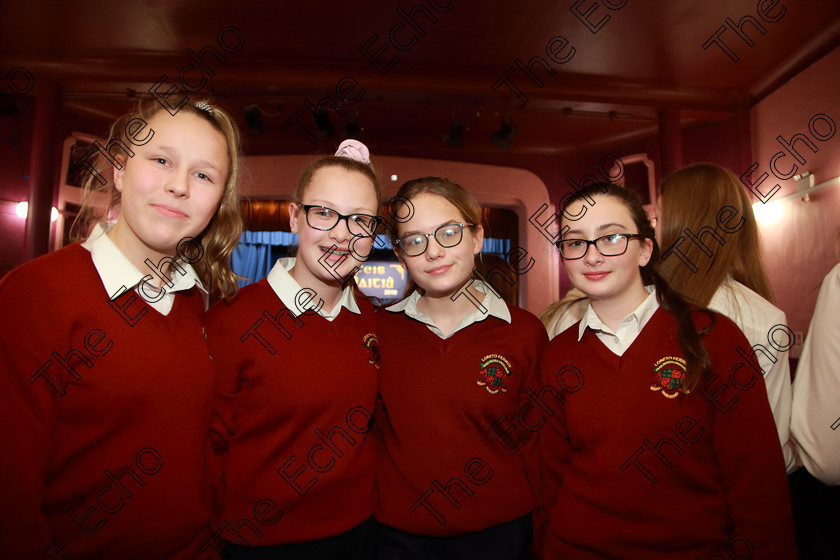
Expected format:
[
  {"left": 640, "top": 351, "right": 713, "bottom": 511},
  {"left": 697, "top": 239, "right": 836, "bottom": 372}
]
[{"left": 560, "top": 182, "right": 715, "bottom": 392}]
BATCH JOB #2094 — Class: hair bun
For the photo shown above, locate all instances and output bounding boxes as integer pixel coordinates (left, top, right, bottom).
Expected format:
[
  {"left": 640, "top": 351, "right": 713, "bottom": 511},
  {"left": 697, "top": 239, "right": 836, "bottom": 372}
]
[{"left": 334, "top": 139, "right": 370, "bottom": 164}]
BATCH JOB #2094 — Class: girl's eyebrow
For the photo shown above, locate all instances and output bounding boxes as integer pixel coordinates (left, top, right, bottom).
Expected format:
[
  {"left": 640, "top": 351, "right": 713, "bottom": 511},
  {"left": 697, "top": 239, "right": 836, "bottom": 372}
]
[
  {"left": 194, "top": 159, "right": 222, "bottom": 174},
  {"left": 157, "top": 146, "right": 223, "bottom": 174},
  {"left": 307, "top": 200, "right": 376, "bottom": 214},
  {"left": 597, "top": 222, "right": 629, "bottom": 232},
  {"left": 401, "top": 220, "right": 461, "bottom": 236},
  {"left": 563, "top": 223, "right": 629, "bottom": 237}
]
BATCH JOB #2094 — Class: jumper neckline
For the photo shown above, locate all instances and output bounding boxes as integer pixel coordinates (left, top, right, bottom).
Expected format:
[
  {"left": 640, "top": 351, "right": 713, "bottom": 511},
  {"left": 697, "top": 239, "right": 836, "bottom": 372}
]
[{"left": 581, "top": 306, "right": 670, "bottom": 372}]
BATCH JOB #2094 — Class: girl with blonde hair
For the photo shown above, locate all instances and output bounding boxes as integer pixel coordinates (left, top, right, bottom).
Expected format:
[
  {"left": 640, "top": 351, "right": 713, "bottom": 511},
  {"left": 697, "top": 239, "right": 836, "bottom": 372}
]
[
  {"left": 206, "top": 140, "right": 382, "bottom": 559},
  {"left": 0, "top": 99, "right": 243, "bottom": 557}
]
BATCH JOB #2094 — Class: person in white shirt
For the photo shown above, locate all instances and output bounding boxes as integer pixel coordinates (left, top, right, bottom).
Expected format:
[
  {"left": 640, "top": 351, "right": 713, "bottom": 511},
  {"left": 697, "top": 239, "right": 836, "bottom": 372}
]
[
  {"left": 790, "top": 262, "right": 840, "bottom": 485},
  {"left": 655, "top": 163, "right": 795, "bottom": 472}
]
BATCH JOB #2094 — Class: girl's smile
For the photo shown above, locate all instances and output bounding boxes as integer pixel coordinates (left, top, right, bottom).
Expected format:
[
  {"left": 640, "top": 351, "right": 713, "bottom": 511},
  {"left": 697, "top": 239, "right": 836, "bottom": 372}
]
[
  {"left": 396, "top": 193, "right": 484, "bottom": 299},
  {"left": 108, "top": 109, "right": 229, "bottom": 276},
  {"left": 560, "top": 195, "right": 652, "bottom": 315}
]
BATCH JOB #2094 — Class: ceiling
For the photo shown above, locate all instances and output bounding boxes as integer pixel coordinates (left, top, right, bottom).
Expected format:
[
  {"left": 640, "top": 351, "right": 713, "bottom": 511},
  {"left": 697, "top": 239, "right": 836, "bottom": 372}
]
[{"left": 2, "top": 0, "right": 839, "bottom": 160}]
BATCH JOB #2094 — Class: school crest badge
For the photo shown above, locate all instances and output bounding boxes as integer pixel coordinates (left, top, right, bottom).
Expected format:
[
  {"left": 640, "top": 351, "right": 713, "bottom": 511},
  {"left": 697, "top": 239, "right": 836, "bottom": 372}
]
[
  {"left": 477, "top": 354, "right": 512, "bottom": 394},
  {"left": 650, "top": 356, "right": 689, "bottom": 398},
  {"left": 363, "top": 333, "right": 380, "bottom": 370}
]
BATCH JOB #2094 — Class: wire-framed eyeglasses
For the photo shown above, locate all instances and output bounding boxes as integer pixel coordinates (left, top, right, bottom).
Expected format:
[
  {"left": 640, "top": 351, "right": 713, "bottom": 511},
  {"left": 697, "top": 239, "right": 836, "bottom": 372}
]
[
  {"left": 395, "top": 222, "right": 476, "bottom": 256},
  {"left": 300, "top": 204, "right": 380, "bottom": 237},
  {"left": 556, "top": 233, "right": 641, "bottom": 260}
]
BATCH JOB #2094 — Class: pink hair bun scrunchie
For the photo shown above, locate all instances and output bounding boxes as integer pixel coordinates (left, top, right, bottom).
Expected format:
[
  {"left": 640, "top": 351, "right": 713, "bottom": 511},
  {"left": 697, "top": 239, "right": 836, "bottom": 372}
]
[{"left": 334, "top": 139, "right": 371, "bottom": 164}]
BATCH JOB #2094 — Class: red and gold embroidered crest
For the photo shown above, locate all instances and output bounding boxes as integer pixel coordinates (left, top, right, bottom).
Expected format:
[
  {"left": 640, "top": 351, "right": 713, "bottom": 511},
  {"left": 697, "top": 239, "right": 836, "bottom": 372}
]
[
  {"left": 363, "top": 333, "right": 380, "bottom": 370},
  {"left": 477, "top": 354, "right": 512, "bottom": 394},
  {"left": 650, "top": 356, "right": 689, "bottom": 398}
]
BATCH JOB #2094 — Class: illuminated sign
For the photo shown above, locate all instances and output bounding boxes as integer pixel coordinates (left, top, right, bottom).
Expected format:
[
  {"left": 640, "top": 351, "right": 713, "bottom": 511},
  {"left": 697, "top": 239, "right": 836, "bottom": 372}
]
[{"left": 355, "top": 261, "right": 407, "bottom": 302}]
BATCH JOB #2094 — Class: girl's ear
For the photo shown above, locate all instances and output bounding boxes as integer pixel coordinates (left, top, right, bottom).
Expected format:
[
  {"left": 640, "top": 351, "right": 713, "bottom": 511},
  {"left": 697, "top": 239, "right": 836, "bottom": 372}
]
[
  {"left": 113, "top": 155, "right": 126, "bottom": 192},
  {"left": 638, "top": 237, "right": 653, "bottom": 267},
  {"left": 289, "top": 202, "right": 301, "bottom": 234},
  {"left": 472, "top": 224, "right": 484, "bottom": 256},
  {"left": 393, "top": 247, "right": 407, "bottom": 269}
]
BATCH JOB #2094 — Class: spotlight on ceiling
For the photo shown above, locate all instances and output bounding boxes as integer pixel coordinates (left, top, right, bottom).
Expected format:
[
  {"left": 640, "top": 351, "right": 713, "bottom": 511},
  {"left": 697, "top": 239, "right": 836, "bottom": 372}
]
[
  {"left": 313, "top": 108, "right": 334, "bottom": 137},
  {"left": 443, "top": 122, "right": 465, "bottom": 147},
  {"left": 244, "top": 105, "right": 265, "bottom": 137},
  {"left": 491, "top": 120, "right": 517, "bottom": 150}
]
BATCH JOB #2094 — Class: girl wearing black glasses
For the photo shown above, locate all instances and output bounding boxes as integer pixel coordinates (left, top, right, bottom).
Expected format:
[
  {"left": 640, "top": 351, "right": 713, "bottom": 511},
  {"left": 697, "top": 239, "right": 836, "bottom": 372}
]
[
  {"left": 536, "top": 182, "right": 796, "bottom": 559},
  {"left": 204, "top": 140, "right": 382, "bottom": 559},
  {"left": 374, "top": 177, "right": 548, "bottom": 560}
]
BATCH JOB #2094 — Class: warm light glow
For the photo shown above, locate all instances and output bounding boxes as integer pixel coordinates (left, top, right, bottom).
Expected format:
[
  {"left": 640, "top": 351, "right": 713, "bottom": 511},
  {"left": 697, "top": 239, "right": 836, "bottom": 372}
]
[
  {"left": 13, "top": 201, "right": 59, "bottom": 222},
  {"left": 752, "top": 201, "right": 784, "bottom": 225},
  {"left": 390, "top": 174, "right": 398, "bottom": 181}
]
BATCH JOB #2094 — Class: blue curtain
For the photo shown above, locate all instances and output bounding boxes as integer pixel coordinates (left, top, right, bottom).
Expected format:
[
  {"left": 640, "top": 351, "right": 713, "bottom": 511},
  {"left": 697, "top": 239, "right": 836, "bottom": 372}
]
[
  {"left": 232, "top": 232, "right": 511, "bottom": 287},
  {"left": 232, "top": 231, "right": 299, "bottom": 287},
  {"left": 482, "top": 238, "right": 510, "bottom": 256}
]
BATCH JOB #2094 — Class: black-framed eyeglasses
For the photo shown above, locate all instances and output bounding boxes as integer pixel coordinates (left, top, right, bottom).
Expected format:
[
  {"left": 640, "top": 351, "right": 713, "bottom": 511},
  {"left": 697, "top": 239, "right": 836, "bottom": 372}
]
[
  {"left": 395, "top": 222, "right": 476, "bottom": 256},
  {"left": 556, "top": 233, "right": 641, "bottom": 260},
  {"left": 300, "top": 204, "right": 380, "bottom": 237}
]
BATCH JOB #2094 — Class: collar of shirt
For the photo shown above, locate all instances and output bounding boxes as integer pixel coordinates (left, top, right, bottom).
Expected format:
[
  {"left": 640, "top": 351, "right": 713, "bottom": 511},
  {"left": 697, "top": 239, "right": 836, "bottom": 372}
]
[
  {"left": 81, "top": 223, "right": 208, "bottom": 315},
  {"left": 578, "top": 286, "right": 658, "bottom": 355},
  {"left": 265, "top": 257, "right": 360, "bottom": 321},
  {"left": 386, "top": 280, "right": 511, "bottom": 339}
]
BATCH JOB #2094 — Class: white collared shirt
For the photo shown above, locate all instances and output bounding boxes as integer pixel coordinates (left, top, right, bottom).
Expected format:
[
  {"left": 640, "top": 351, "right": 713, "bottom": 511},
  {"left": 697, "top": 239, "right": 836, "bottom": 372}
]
[
  {"left": 387, "top": 281, "right": 511, "bottom": 339},
  {"left": 265, "top": 258, "right": 360, "bottom": 321},
  {"left": 81, "top": 223, "right": 208, "bottom": 315},
  {"left": 791, "top": 263, "right": 840, "bottom": 484},
  {"left": 708, "top": 277, "right": 795, "bottom": 472},
  {"left": 578, "top": 286, "right": 659, "bottom": 356}
]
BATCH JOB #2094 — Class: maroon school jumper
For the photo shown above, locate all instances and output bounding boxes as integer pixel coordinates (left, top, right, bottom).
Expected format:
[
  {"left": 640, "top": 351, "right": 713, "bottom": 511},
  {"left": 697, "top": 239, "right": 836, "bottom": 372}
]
[
  {"left": 538, "top": 307, "right": 797, "bottom": 560},
  {"left": 0, "top": 243, "right": 215, "bottom": 559},
  {"left": 205, "top": 278, "right": 379, "bottom": 547},
  {"left": 375, "top": 303, "right": 548, "bottom": 536}
]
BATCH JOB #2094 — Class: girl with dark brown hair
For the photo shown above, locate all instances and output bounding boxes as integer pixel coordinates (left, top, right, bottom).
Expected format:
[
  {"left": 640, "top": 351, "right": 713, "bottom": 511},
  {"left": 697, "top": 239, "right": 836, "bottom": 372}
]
[{"left": 537, "top": 182, "right": 796, "bottom": 559}]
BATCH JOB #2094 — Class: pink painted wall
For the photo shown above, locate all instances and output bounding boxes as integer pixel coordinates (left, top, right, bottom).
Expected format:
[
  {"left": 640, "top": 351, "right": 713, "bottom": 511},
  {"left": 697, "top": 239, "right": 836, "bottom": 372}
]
[
  {"left": 750, "top": 46, "right": 840, "bottom": 352},
  {"left": 537, "top": 46, "right": 840, "bottom": 349}
]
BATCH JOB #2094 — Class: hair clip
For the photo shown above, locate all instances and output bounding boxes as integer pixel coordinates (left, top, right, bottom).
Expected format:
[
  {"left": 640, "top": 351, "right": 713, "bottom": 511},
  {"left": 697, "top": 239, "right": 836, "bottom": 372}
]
[
  {"left": 195, "top": 101, "right": 214, "bottom": 115},
  {"left": 334, "top": 139, "right": 370, "bottom": 164}
]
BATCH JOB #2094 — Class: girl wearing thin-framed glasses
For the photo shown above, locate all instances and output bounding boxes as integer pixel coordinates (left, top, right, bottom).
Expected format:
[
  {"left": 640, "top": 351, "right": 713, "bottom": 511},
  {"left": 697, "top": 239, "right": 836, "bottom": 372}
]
[
  {"left": 536, "top": 182, "right": 797, "bottom": 559},
  {"left": 374, "top": 177, "right": 548, "bottom": 560},
  {"left": 204, "top": 140, "right": 382, "bottom": 559}
]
